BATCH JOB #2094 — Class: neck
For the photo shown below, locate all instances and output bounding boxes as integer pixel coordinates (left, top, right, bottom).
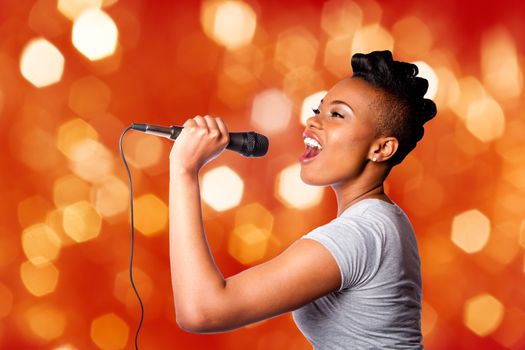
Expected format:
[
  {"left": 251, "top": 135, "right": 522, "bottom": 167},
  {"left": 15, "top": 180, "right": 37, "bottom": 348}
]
[{"left": 332, "top": 165, "right": 391, "bottom": 217}]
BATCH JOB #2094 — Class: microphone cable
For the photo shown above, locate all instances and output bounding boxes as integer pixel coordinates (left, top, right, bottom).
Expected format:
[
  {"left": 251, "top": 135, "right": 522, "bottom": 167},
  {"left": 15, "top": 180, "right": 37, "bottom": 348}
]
[{"left": 119, "top": 126, "right": 144, "bottom": 350}]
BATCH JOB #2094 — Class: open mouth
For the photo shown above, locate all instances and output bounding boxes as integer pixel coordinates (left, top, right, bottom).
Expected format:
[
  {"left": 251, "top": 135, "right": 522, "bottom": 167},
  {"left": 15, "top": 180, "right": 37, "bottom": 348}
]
[{"left": 299, "top": 136, "right": 322, "bottom": 163}]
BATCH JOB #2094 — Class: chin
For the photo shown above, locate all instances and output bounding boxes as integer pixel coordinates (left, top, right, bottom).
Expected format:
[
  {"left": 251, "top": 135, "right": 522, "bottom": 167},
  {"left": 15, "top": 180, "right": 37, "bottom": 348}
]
[{"left": 299, "top": 167, "right": 331, "bottom": 186}]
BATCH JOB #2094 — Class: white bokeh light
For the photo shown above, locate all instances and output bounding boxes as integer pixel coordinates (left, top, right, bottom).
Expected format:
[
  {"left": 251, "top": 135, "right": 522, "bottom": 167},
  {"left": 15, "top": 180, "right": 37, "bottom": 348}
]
[
  {"left": 276, "top": 163, "right": 324, "bottom": 209},
  {"left": 202, "top": 166, "right": 244, "bottom": 211},
  {"left": 451, "top": 209, "right": 491, "bottom": 253},
  {"left": 300, "top": 90, "right": 327, "bottom": 125},
  {"left": 413, "top": 61, "right": 439, "bottom": 100},
  {"left": 58, "top": 0, "right": 103, "bottom": 21},
  {"left": 72, "top": 8, "right": 118, "bottom": 61},
  {"left": 20, "top": 38, "right": 64, "bottom": 88},
  {"left": 201, "top": 0, "right": 257, "bottom": 50},
  {"left": 251, "top": 89, "right": 293, "bottom": 133}
]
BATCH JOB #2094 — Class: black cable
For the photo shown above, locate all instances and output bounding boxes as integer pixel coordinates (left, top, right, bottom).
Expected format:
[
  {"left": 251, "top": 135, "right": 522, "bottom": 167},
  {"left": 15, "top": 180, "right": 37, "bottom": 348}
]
[{"left": 119, "top": 126, "right": 144, "bottom": 350}]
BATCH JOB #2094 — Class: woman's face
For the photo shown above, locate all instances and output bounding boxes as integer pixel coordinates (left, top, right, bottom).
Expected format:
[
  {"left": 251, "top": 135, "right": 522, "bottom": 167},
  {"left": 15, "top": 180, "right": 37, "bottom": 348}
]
[{"left": 299, "top": 77, "right": 382, "bottom": 186}]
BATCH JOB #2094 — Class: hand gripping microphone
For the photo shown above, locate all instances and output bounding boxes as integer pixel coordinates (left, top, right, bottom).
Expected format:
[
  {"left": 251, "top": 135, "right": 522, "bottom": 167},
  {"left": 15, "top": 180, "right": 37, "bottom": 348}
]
[{"left": 131, "top": 123, "right": 269, "bottom": 157}]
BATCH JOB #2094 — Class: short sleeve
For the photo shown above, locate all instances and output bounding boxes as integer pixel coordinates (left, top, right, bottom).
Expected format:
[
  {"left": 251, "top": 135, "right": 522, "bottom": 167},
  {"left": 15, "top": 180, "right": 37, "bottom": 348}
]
[{"left": 300, "top": 216, "right": 385, "bottom": 292}]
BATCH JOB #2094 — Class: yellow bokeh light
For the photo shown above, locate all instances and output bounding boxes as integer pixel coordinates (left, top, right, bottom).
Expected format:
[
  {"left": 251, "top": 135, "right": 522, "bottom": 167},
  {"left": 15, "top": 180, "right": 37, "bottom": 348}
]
[
  {"left": 69, "top": 139, "right": 114, "bottom": 183},
  {"left": 53, "top": 174, "right": 91, "bottom": 208},
  {"left": 20, "top": 38, "right": 64, "bottom": 88},
  {"left": 519, "top": 220, "right": 525, "bottom": 249},
  {"left": 53, "top": 344, "right": 79, "bottom": 350},
  {"left": 57, "top": 118, "right": 99, "bottom": 159},
  {"left": 250, "top": 89, "right": 292, "bottom": 134},
  {"left": 134, "top": 194, "right": 168, "bottom": 236},
  {"left": 17, "top": 195, "right": 53, "bottom": 229},
  {"left": 90, "top": 313, "right": 129, "bottom": 350},
  {"left": 0, "top": 282, "right": 14, "bottom": 319},
  {"left": 28, "top": 0, "right": 69, "bottom": 38},
  {"left": 495, "top": 119, "right": 525, "bottom": 164},
  {"left": 228, "top": 224, "right": 271, "bottom": 265},
  {"left": 234, "top": 202, "right": 274, "bottom": 232},
  {"left": 481, "top": 27, "right": 523, "bottom": 100},
  {"left": 25, "top": 304, "right": 67, "bottom": 341},
  {"left": 451, "top": 209, "right": 491, "bottom": 253},
  {"left": 321, "top": 0, "right": 362, "bottom": 37},
  {"left": 465, "top": 96, "right": 505, "bottom": 142},
  {"left": 201, "top": 0, "right": 256, "bottom": 50},
  {"left": 0, "top": 87, "right": 4, "bottom": 117},
  {"left": 421, "top": 301, "right": 438, "bottom": 337},
  {"left": 92, "top": 175, "right": 129, "bottom": 218},
  {"left": 464, "top": 294, "right": 504, "bottom": 337},
  {"left": 450, "top": 76, "right": 487, "bottom": 121},
  {"left": 58, "top": 0, "right": 103, "bottom": 21},
  {"left": 275, "top": 27, "right": 318, "bottom": 73},
  {"left": 300, "top": 90, "right": 327, "bottom": 125},
  {"left": 72, "top": 8, "right": 118, "bottom": 61},
  {"left": 413, "top": 61, "right": 438, "bottom": 100},
  {"left": 13, "top": 124, "right": 62, "bottom": 172},
  {"left": 124, "top": 133, "right": 165, "bottom": 170},
  {"left": 201, "top": 166, "right": 244, "bottom": 211},
  {"left": 22, "top": 223, "right": 62, "bottom": 266},
  {"left": 324, "top": 34, "right": 353, "bottom": 78},
  {"left": 114, "top": 268, "right": 153, "bottom": 307},
  {"left": 62, "top": 201, "right": 102, "bottom": 242},
  {"left": 276, "top": 163, "right": 324, "bottom": 209},
  {"left": 283, "top": 66, "right": 324, "bottom": 99},
  {"left": 20, "top": 260, "right": 59, "bottom": 297},
  {"left": 351, "top": 23, "right": 394, "bottom": 55},
  {"left": 392, "top": 17, "right": 433, "bottom": 58},
  {"left": 434, "top": 67, "right": 460, "bottom": 110},
  {"left": 69, "top": 76, "right": 111, "bottom": 117}
]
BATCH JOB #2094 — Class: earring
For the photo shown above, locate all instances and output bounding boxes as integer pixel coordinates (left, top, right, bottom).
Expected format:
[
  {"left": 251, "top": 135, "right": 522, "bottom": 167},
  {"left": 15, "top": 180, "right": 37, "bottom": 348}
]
[{"left": 372, "top": 157, "right": 377, "bottom": 162}]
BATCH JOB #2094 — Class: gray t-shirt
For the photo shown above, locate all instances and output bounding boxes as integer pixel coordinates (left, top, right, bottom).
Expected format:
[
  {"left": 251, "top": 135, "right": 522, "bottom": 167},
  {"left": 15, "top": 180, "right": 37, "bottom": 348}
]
[{"left": 292, "top": 198, "right": 423, "bottom": 349}]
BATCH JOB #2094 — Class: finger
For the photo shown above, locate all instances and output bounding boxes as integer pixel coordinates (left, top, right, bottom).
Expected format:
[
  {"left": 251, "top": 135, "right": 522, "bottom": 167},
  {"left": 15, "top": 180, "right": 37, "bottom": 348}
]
[
  {"left": 192, "top": 115, "right": 208, "bottom": 132},
  {"left": 215, "top": 117, "right": 229, "bottom": 141},
  {"left": 182, "top": 118, "right": 197, "bottom": 128},
  {"left": 203, "top": 115, "right": 221, "bottom": 138}
]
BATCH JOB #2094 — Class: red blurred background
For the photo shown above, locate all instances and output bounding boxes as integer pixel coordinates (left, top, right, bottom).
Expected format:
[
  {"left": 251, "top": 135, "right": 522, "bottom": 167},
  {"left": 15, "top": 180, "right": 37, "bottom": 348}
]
[{"left": 1, "top": 0, "right": 525, "bottom": 349}]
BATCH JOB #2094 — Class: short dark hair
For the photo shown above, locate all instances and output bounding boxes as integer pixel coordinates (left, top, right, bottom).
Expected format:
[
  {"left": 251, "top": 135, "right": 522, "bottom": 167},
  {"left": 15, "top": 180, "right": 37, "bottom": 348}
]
[{"left": 351, "top": 50, "right": 437, "bottom": 166}]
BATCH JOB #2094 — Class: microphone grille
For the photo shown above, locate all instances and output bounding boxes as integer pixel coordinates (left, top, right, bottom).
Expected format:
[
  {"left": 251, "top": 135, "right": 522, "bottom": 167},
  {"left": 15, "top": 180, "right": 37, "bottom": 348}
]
[{"left": 244, "top": 132, "right": 269, "bottom": 157}]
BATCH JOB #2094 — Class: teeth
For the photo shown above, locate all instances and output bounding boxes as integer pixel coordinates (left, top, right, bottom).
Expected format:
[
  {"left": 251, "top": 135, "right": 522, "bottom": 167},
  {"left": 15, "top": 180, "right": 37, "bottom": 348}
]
[{"left": 303, "top": 137, "right": 322, "bottom": 150}]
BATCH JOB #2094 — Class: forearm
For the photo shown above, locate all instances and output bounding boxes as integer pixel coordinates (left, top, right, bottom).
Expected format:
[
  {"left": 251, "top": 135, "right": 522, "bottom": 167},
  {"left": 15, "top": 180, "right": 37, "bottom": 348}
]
[{"left": 169, "top": 167, "right": 226, "bottom": 320}]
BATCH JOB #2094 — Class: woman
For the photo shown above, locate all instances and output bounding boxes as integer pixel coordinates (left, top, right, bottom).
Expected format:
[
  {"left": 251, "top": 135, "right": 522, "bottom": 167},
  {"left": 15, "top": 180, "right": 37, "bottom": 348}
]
[{"left": 168, "top": 50, "right": 437, "bottom": 349}]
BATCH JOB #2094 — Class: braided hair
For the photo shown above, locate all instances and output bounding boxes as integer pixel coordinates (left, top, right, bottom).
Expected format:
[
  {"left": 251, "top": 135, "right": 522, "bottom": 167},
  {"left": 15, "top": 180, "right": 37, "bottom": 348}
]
[{"left": 351, "top": 50, "right": 437, "bottom": 166}]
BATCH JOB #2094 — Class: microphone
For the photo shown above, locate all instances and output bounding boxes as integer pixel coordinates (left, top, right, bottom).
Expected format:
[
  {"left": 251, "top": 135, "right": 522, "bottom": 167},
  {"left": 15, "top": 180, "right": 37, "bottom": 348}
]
[{"left": 131, "top": 123, "right": 269, "bottom": 157}]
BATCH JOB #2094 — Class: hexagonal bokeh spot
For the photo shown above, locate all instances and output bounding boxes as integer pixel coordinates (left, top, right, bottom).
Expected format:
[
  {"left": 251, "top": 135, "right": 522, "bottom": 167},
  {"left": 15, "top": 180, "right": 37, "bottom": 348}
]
[
  {"left": 201, "top": 0, "right": 256, "bottom": 50},
  {"left": 21, "top": 223, "right": 62, "bottom": 266},
  {"left": 90, "top": 313, "right": 129, "bottom": 350},
  {"left": 72, "top": 8, "right": 118, "bottom": 61},
  {"left": 134, "top": 194, "right": 168, "bottom": 236},
  {"left": 62, "top": 201, "right": 102, "bottom": 243},
  {"left": 228, "top": 224, "right": 271, "bottom": 265},
  {"left": 464, "top": 293, "right": 504, "bottom": 337},
  {"left": 451, "top": 209, "right": 491, "bottom": 253},
  {"left": 20, "top": 38, "right": 64, "bottom": 88},
  {"left": 275, "top": 163, "right": 324, "bottom": 209},
  {"left": 201, "top": 166, "right": 244, "bottom": 211}
]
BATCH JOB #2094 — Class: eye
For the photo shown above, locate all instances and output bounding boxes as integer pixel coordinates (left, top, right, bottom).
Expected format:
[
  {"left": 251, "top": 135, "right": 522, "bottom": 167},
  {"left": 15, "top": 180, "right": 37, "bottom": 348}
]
[
  {"left": 331, "top": 111, "right": 344, "bottom": 118},
  {"left": 311, "top": 108, "right": 320, "bottom": 115}
]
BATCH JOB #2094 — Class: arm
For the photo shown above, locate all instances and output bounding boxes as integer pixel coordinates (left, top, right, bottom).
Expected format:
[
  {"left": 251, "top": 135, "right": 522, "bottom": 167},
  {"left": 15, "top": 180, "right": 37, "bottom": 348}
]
[{"left": 169, "top": 116, "right": 341, "bottom": 333}]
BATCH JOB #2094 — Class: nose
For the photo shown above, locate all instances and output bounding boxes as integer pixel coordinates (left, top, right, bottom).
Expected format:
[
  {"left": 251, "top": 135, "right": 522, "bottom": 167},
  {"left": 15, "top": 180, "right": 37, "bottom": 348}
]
[{"left": 306, "top": 114, "right": 322, "bottom": 130}]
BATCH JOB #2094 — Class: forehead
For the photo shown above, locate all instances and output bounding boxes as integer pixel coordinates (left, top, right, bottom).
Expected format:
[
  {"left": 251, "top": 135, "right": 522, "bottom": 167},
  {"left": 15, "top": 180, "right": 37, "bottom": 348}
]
[{"left": 323, "top": 77, "right": 382, "bottom": 109}]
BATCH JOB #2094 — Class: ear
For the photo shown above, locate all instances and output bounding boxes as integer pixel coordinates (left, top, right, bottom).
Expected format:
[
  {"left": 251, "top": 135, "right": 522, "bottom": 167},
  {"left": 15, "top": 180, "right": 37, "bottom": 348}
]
[{"left": 370, "top": 136, "right": 398, "bottom": 162}]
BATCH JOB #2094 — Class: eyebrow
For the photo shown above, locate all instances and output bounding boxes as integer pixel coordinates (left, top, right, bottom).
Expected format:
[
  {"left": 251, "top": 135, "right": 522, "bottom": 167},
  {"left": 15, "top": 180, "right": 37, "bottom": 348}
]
[{"left": 320, "top": 99, "right": 354, "bottom": 112}]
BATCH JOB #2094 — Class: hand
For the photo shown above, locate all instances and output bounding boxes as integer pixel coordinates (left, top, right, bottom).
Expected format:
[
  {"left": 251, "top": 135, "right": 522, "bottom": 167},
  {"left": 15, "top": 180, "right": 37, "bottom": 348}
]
[{"left": 169, "top": 115, "right": 230, "bottom": 174}]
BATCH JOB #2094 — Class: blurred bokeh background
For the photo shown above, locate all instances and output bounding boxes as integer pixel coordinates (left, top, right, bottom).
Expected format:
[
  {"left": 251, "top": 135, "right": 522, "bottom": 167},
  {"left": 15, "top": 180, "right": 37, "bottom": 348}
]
[{"left": 1, "top": 0, "right": 524, "bottom": 349}]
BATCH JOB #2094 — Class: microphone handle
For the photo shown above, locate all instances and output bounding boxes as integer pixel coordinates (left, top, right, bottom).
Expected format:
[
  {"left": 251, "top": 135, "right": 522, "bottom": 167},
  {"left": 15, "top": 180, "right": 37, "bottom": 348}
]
[{"left": 131, "top": 123, "right": 257, "bottom": 156}]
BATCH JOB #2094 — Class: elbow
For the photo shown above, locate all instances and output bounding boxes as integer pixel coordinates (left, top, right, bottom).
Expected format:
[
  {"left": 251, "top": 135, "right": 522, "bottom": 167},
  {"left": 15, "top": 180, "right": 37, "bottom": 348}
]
[{"left": 176, "top": 309, "right": 224, "bottom": 334}]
